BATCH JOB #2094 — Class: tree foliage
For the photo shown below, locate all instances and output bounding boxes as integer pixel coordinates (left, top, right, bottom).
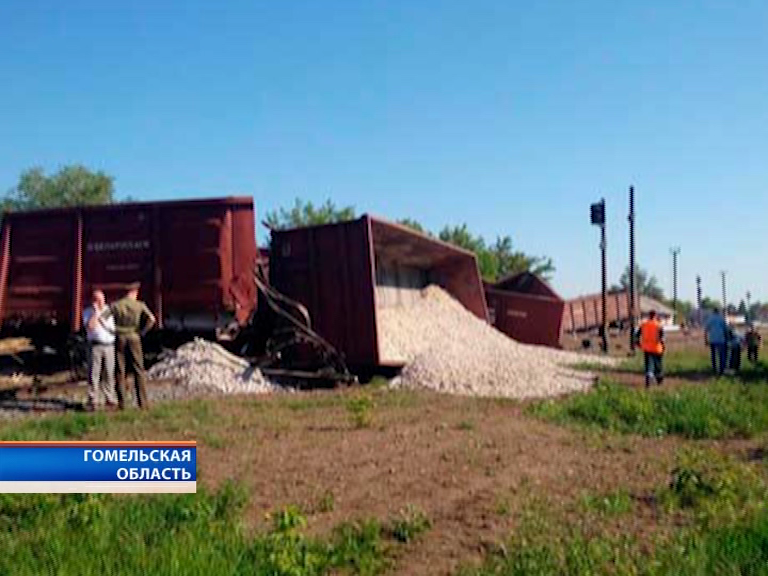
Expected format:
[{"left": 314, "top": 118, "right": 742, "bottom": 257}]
[
  {"left": 265, "top": 198, "right": 356, "bottom": 230},
  {"left": 396, "top": 218, "right": 430, "bottom": 235},
  {"left": 264, "top": 199, "right": 555, "bottom": 282},
  {"left": 2, "top": 165, "right": 115, "bottom": 211},
  {"left": 612, "top": 265, "right": 665, "bottom": 301},
  {"left": 437, "top": 224, "right": 555, "bottom": 282}
]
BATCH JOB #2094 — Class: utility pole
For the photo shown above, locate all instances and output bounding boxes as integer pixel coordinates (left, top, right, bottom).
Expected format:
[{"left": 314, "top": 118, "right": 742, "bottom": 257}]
[
  {"left": 628, "top": 186, "right": 636, "bottom": 354},
  {"left": 696, "top": 275, "right": 702, "bottom": 326},
  {"left": 670, "top": 247, "right": 680, "bottom": 325},
  {"left": 721, "top": 271, "right": 727, "bottom": 316},
  {"left": 746, "top": 291, "right": 752, "bottom": 322},
  {"left": 591, "top": 198, "right": 608, "bottom": 353}
]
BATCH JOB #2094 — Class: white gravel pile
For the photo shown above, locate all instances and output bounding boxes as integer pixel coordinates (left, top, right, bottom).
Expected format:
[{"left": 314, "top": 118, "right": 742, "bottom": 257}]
[
  {"left": 148, "top": 338, "right": 280, "bottom": 396},
  {"left": 379, "top": 285, "right": 616, "bottom": 399}
]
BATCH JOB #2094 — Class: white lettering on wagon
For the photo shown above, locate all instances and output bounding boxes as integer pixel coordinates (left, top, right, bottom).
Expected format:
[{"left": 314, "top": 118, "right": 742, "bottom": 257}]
[{"left": 87, "top": 240, "right": 150, "bottom": 252}]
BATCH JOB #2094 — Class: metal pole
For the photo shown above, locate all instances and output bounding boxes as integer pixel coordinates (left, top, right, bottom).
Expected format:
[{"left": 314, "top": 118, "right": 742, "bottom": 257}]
[
  {"left": 696, "top": 275, "right": 702, "bottom": 326},
  {"left": 600, "top": 200, "right": 608, "bottom": 353},
  {"left": 721, "top": 270, "right": 727, "bottom": 316},
  {"left": 628, "top": 186, "right": 636, "bottom": 354},
  {"left": 671, "top": 247, "right": 680, "bottom": 324}
]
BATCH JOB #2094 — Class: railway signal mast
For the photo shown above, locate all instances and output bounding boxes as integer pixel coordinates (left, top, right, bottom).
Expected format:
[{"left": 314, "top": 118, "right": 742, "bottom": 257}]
[{"left": 590, "top": 198, "right": 608, "bottom": 353}]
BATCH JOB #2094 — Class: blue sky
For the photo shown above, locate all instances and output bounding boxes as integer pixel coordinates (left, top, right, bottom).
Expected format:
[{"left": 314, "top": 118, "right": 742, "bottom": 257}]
[{"left": 1, "top": 1, "right": 766, "bottom": 303}]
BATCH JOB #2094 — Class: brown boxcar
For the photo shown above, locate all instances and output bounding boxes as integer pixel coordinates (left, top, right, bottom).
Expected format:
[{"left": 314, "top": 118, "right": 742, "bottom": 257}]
[
  {"left": 484, "top": 273, "right": 565, "bottom": 348},
  {"left": 0, "top": 197, "right": 257, "bottom": 341},
  {"left": 269, "top": 215, "right": 488, "bottom": 368},
  {"left": 562, "top": 290, "right": 632, "bottom": 333}
]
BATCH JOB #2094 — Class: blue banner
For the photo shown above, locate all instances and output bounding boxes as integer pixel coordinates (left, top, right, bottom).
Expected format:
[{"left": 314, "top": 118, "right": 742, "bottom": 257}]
[{"left": 0, "top": 443, "right": 196, "bottom": 482}]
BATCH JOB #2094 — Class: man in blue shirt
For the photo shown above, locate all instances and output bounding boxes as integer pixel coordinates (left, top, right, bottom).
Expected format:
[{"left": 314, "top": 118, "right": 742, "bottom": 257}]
[{"left": 705, "top": 308, "right": 728, "bottom": 376}]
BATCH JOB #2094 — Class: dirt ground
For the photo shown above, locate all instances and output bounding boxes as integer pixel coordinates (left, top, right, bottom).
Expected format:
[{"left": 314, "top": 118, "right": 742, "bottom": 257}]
[
  {"left": 0, "top": 380, "right": 712, "bottom": 574},
  {"left": 1, "top": 347, "right": 765, "bottom": 574}
]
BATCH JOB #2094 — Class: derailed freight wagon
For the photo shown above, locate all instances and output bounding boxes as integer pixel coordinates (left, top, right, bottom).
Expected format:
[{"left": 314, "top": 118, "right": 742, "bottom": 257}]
[
  {"left": 268, "top": 215, "right": 489, "bottom": 372},
  {"left": 0, "top": 197, "right": 258, "bottom": 352},
  {"left": 484, "top": 272, "right": 565, "bottom": 348}
]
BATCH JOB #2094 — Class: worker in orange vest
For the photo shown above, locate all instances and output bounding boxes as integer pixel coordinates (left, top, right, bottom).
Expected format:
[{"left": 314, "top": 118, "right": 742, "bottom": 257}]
[{"left": 635, "top": 310, "right": 665, "bottom": 388}]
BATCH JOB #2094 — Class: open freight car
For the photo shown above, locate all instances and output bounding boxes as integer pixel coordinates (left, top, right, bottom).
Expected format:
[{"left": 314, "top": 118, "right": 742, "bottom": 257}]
[
  {"left": 269, "top": 215, "right": 489, "bottom": 374},
  {"left": 0, "top": 197, "right": 258, "bottom": 355}
]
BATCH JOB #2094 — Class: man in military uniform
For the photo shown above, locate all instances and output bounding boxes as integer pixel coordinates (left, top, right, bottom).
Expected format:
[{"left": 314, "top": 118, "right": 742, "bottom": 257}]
[{"left": 111, "top": 282, "right": 156, "bottom": 409}]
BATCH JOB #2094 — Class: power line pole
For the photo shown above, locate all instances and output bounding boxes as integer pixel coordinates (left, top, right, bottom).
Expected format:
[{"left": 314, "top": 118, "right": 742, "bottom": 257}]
[
  {"left": 671, "top": 247, "right": 680, "bottom": 324},
  {"left": 721, "top": 270, "right": 727, "bottom": 315},
  {"left": 696, "top": 275, "right": 702, "bottom": 326},
  {"left": 628, "top": 186, "right": 636, "bottom": 354},
  {"left": 591, "top": 198, "right": 608, "bottom": 353}
]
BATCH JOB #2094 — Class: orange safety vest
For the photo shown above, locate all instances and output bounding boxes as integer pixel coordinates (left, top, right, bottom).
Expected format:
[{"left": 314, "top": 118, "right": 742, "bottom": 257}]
[{"left": 640, "top": 319, "right": 664, "bottom": 354}]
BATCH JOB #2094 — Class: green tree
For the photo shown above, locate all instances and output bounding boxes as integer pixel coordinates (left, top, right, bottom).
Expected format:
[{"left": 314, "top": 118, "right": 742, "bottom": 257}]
[
  {"left": 490, "top": 236, "right": 555, "bottom": 281},
  {"left": 701, "top": 296, "right": 721, "bottom": 311},
  {"left": 2, "top": 165, "right": 114, "bottom": 211},
  {"left": 397, "top": 218, "right": 430, "bottom": 235},
  {"left": 612, "top": 265, "right": 665, "bottom": 301},
  {"left": 438, "top": 225, "right": 555, "bottom": 282},
  {"left": 265, "top": 198, "right": 356, "bottom": 230}
]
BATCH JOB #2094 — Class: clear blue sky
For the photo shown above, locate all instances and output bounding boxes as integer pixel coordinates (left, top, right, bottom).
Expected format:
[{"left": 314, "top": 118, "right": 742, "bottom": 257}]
[{"left": 1, "top": 1, "right": 766, "bottom": 304}]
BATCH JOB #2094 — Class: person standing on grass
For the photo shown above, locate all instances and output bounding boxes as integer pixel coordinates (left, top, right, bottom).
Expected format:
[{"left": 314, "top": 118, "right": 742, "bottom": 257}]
[
  {"left": 636, "top": 310, "right": 665, "bottom": 388},
  {"left": 110, "top": 282, "right": 156, "bottom": 410},
  {"left": 726, "top": 328, "right": 743, "bottom": 374},
  {"left": 82, "top": 289, "right": 118, "bottom": 411},
  {"left": 705, "top": 308, "right": 728, "bottom": 376},
  {"left": 746, "top": 324, "right": 761, "bottom": 364}
]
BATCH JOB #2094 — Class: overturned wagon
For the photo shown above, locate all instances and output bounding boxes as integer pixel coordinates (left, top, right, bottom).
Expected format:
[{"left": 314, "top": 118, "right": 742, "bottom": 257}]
[
  {"left": 269, "top": 215, "right": 489, "bottom": 372},
  {"left": 0, "top": 197, "right": 258, "bottom": 351},
  {"left": 484, "top": 273, "right": 565, "bottom": 348}
]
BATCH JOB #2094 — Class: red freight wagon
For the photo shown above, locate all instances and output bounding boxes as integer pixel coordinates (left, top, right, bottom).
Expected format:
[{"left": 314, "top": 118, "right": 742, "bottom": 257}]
[
  {"left": 269, "top": 215, "right": 488, "bottom": 370},
  {"left": 484, "top": 273, "right": 565, "bottom": 348},
  {"left": 0, "top": 197, "right": 257, "bottom": 347}
]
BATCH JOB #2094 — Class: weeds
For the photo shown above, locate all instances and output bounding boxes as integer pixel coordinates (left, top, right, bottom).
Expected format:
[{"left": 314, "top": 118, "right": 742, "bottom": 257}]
[
  {"left": 463, "top": 448, "right": 768, "bottom": 576},
  {"left": 387, "top": 505, "right": 431, "bottom": 543},
  {"left": 579, "top": 489, "right": 632, "bottom": 517},
  {"left": 530, "top": 379, "right": 768, "bottom": 439},
  {"left": 0, "top": 487, "right": 403, "bottom": 575},
  {"left": 346, "top": 394, "right": 375, "bottom": 429}
]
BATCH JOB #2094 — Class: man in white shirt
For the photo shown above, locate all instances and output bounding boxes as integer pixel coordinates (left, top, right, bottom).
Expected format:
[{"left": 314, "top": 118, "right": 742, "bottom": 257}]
[{"left": 82, "top": 289, "right": 118, "bottom": 410}]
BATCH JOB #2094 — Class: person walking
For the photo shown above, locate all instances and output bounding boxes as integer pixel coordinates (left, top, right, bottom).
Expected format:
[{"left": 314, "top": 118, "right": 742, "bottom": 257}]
[
  {"left": 746, "top": 324, "right": 762, "bottom": 364},
  {"left": 705, "top": 308, "right": 728, "bottom": 376},
  {"left": 636, "top": 310, "right": 665, "bottom": 388},
  {"left": 110, "top": 282, "right": 156, "bottom": 410},
  {"left": 82, "top": 289, "right": 118, "bottom": 411},
  {"left": 727, "top": 328, "right": 743, "bottom": 374}
]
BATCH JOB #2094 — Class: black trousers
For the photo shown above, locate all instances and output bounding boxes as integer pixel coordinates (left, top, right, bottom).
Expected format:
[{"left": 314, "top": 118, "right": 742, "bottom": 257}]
[{"left": 644, "top": 352, "right": 663, "bottom": 387}]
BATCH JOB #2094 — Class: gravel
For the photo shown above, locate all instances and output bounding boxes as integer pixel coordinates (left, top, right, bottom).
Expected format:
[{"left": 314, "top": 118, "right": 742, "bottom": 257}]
[
  {"left": 147, "top": 338, "right": 281, "bottom": 397},
  {"left": 378, "top": 285, "right": 616, "bottom": 399}
]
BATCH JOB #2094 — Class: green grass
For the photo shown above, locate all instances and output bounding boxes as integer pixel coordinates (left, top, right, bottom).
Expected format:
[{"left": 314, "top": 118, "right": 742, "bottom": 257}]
[
  {"left": 581, "top": 348, "right": 768, "bottom": 382},
  {"left": 0, "top": 483, "right": 400, "bottom": 576},
  {"left": 578, "top": 489, "right": 633, "bottom": 517},
  {"left": 0, "top": 398, "right": 219, "bottom": 441},
  {"left": 461, "top": 449, "right": 768, "bottom": 576},
  {"left": 529, "top": 379, "right": 768, "bottom": 439}
]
